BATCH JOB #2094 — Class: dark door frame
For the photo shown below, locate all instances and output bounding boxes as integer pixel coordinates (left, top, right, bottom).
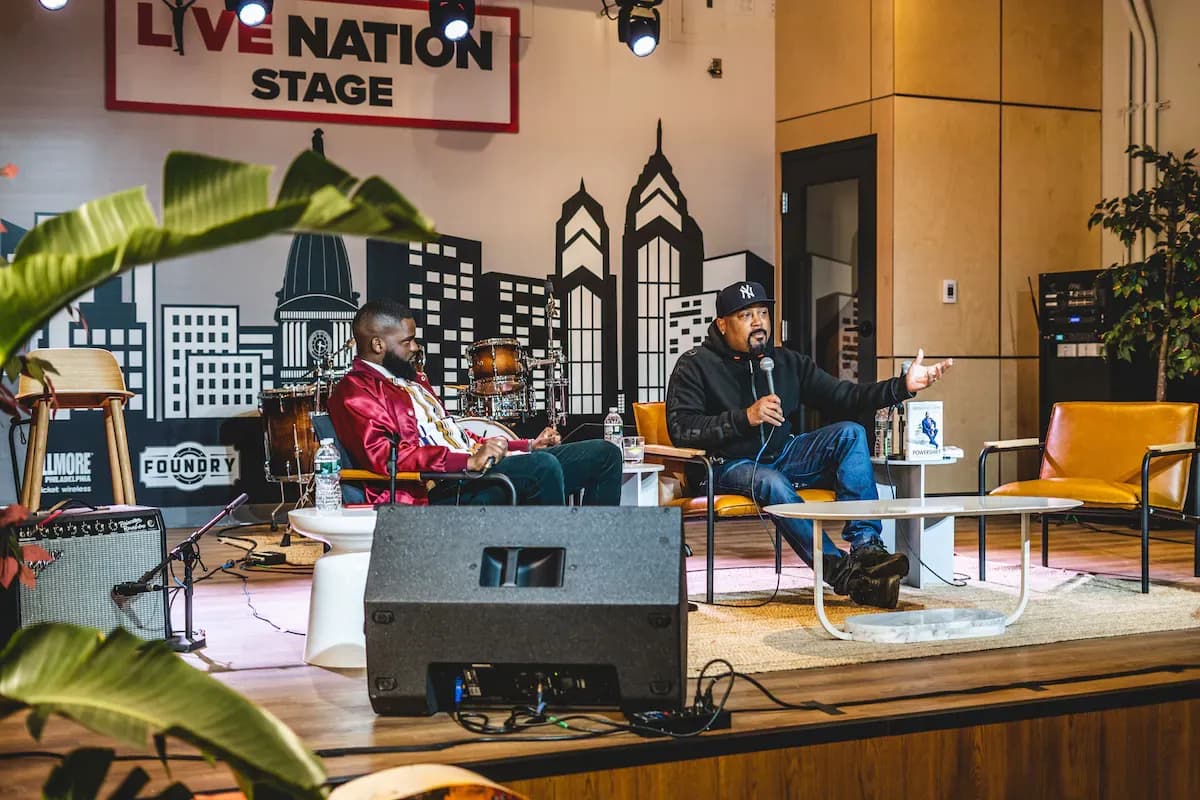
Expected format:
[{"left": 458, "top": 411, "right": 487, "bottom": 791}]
[{"left": 780, "top": 135, "right": 878, "bottom": 430}]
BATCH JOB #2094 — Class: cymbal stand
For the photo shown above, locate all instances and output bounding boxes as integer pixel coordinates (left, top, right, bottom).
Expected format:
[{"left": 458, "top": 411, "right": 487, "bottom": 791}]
[{"left": 543, "top": 284, "right": 569, "bottom": 430}]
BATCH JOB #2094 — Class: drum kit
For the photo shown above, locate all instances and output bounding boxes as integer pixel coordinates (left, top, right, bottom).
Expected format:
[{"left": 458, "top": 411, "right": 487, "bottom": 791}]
[{"left": 258, "top": 286, "right": 570, "bottom": 519}]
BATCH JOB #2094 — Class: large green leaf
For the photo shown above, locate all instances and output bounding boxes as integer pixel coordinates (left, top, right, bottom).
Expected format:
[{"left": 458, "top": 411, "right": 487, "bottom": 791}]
[
  {"left": 0, "top": 624, "right": 326, "bottom": 800},
  {"left": 0, "top": 150, "right": 437, "bottom": 367}
]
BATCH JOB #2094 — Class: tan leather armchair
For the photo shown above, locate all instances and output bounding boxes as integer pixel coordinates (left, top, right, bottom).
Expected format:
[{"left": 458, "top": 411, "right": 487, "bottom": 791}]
[
  {"left": 978, "top": 401, "right": 1200, "bottom": 592},
  {"left": 633, "top": 402, "right": 835, "bottom": 603}
]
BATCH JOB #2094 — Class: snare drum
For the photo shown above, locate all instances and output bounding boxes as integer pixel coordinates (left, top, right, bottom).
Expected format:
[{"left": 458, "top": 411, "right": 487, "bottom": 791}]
[
  {"left": 468, "top": 337, "right": 525, "bottom": 396},
  {"left": 461, "top": 390, "right": 531, "bottom": 420},
  {"left": 260, "top": 384, "right": 330, "bottom": 482}
]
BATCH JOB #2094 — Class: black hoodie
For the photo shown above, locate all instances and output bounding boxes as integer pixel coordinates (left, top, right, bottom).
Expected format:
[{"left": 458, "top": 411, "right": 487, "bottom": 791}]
[{"left": 665, "top": 322, "right": 914, "bottom": 462}]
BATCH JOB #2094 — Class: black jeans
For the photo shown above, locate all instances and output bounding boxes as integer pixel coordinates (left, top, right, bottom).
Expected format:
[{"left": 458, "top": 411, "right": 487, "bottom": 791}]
[{"left": 429, "top": 440, "right": 623, "bottom": 506}]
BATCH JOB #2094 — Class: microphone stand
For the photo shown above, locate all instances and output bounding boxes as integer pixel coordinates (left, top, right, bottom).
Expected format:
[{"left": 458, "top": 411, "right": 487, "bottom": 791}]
[
  {"left": 117, "top": 493, "right": 249, "bottom": 652},
  {"left": 388, "top": 438, "right": 399, "bottom": 506}
]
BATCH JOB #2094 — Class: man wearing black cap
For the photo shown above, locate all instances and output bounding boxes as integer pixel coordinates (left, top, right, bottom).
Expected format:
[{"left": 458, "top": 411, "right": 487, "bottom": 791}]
[{"left": 666, "top": 281, "right": 952, "bottom": 608}]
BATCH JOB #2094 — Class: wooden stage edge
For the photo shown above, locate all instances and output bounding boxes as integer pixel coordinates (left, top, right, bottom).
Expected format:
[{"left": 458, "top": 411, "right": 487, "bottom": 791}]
[{"left": 3, "top": 518, "right": 1200, "bottom": 798}]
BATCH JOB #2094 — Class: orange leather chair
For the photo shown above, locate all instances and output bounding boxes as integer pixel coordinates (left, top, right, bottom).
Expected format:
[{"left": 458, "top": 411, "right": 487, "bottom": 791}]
[
  {"left": 633, "top": 402, "right": 835, "bottom": 603},
  {"left": 978, "top": 402, "right": 1200, "bottom": 592}
]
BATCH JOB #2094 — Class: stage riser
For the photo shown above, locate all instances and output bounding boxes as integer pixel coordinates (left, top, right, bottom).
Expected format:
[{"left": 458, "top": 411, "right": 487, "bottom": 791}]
[{"left": 504, "top": 696, "right": 1200, "bottom": 799}]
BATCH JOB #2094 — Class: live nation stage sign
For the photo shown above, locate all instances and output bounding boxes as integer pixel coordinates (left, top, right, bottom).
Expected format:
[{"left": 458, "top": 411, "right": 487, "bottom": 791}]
[{"left": 106, "top": 0, "right": 519, "bottom": 132}]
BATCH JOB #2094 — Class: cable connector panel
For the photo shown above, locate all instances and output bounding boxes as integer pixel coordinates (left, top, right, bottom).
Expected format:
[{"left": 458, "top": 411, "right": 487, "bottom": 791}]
[{"left": 626, "top": 705, "right": 732, "bottom": 738}]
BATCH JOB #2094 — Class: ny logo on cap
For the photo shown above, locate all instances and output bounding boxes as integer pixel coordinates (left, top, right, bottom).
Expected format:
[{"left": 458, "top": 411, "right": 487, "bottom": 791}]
[{"left": 739, "top": 284, "right": 755, "bottom": 300}]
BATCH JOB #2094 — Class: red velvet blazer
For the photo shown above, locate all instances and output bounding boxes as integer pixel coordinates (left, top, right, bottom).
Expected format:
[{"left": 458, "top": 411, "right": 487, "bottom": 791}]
[{"left": 327, "top": 357, "right": 529, "bottom": 504}]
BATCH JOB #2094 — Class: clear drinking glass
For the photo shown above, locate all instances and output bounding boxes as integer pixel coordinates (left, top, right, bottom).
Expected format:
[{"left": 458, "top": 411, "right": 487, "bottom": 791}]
[{"left": 621, "top": 436, "right": 645, "bottom": 464}]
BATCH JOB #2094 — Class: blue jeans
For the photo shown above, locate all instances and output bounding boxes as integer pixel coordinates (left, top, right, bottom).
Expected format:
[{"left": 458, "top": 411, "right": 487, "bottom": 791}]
[
  {"left": 714, "top": 421, "right": 882, "bottom": 567},
  {"left": 429, "top": 440, "right": 623, "bottom": 506}
]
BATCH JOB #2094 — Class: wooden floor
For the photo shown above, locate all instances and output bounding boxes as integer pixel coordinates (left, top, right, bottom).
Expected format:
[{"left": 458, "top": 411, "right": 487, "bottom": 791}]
[{"left": 2, "top": 514, "right": 1200, "bottom": 798}]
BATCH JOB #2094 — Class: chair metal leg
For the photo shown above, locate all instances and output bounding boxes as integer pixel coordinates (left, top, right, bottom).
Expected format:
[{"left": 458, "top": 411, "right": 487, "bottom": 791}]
[
  {"left": 1141, "top": 502, "right": 1151, "bottom": 594},
  {"left": 1041, "top": 514, "right": 1050, "bottom": 568},
  {"left": 978, "top": 447, "right": 989, "bottom": 581},
  {"left": 704, "top": 457, "right": 715, "bottom": 604},
  {"left": 774, "top": 530, "right": 782, "bottom": 574},
  {"left": 1194, "top": 461, "right": 1200, "bottom": 578}
]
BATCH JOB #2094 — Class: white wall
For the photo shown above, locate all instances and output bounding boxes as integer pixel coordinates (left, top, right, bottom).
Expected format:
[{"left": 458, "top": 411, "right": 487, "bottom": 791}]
[
  {"left": 1102, "top": 0, "right": 1200, "bottom": 265},
  {"left": 1, "top": 0, "right": 774, "bottom": 320},
  {"left": 0, "top": 1, "right": 775, "bottom": 508}
]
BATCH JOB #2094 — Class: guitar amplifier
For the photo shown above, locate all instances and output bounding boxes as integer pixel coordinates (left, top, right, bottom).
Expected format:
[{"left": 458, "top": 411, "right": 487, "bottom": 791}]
[{"left": 2, "top": 505, "right": 170, "bottom": 641}]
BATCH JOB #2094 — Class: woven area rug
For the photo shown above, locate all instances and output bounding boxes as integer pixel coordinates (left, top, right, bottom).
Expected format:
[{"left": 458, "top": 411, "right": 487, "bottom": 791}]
[
  {"left": 215, "top": 530, "right": 324, "bottom": 567},
  {"left": 685, "top": 558, "right": 1200, "bottom": 676}
]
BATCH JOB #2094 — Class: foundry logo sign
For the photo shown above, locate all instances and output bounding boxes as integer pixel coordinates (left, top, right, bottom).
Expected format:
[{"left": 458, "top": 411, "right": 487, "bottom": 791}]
[
  {"left": 106, "top": 0, "right": 520, "bottom": 132},
  {"left": 140, "top": 442, "right": 239, "bottom": 492}
]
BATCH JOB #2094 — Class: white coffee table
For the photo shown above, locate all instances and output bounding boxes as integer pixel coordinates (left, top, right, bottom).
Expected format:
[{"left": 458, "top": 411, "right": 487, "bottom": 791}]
[
  {"left": 764, "top": 496, "right": 1082, "bottom": 643},
  {"left": 621, "top": 462, "right": 664, "bottom": 507},
  {"left": 288, "top": 507, "right": 377, "bottom": 668}
]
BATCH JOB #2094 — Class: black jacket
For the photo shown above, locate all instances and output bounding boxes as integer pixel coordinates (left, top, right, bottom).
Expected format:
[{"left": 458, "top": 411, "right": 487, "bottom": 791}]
[{"left": 666, "top": 323, "right": 914, "bottom": 462}]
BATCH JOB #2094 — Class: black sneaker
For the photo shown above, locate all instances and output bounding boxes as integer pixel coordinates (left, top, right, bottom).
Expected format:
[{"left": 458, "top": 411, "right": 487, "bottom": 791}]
[
  {"left": 848, "top": 542, "right": 909, "bottom": 580},
  {"left": 848, "top": 573, "right": 901, "bottom": 609}
]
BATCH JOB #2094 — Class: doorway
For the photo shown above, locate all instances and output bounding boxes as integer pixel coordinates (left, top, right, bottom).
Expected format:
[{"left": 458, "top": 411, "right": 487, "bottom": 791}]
[{"left": 780, "top": 135, "right": 878, "bottom": 432}]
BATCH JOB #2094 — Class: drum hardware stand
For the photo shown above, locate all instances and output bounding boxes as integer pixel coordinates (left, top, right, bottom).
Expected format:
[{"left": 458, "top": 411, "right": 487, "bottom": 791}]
[
  {"left": 112, "top": 493, "right": 249, "bottom": 652},
  {"left": 542, "top": 282, "right": 569, "bottom": 430}
]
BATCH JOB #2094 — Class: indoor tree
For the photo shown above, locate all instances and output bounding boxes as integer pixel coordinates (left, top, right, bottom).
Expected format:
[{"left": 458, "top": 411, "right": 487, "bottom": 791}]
[{"left": 1088, "top": 145, "right": 1200, "bottom": 401}]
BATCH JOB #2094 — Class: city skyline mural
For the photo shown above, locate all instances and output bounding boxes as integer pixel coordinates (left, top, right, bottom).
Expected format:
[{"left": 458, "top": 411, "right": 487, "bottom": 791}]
[{"left": 2, "top": 124, "right": 774, "bottom": 509}]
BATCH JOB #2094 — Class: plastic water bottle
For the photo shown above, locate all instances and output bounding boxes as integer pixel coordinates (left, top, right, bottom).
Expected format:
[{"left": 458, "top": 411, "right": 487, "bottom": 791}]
[
  {"left": 603, "top": 407, "right": 623, "bottom": 447},
  {"left": 314, "top": 438, "right": 342, "bottom": 514}
]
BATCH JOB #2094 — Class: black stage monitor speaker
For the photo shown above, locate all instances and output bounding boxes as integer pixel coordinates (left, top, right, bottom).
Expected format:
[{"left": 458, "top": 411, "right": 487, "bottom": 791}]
[
  {"left": 365, "top": 505, "right": 687, "bottom": 716},
  {"left": 1, "top": 506, "right": 169, "bottom": 645}
]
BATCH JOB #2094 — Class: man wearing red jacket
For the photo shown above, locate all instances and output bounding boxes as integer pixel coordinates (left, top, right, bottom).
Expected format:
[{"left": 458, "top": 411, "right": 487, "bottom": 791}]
[{"left": 327, "top": 300, "right": 622, "bottom": 506}]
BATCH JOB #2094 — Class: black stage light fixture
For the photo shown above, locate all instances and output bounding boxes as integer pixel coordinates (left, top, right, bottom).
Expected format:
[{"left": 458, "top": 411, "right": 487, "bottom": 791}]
[
  {"left": 39, "top": 0, "right": 70, "bottom": 10},
  {"left": 225, "top": 0, "right": 273, "bottom": 27},
  {"left": 430, "top": 0, "right": 476, "bottom": 42},
  {"left": 617, "top": 1, "right": 661, "bottom": 58}
]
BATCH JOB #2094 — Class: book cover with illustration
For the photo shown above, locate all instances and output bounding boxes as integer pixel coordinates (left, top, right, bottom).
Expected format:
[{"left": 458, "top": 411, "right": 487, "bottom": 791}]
[{"left": 904, "top": 400, "right": 944, "bottom": 461}]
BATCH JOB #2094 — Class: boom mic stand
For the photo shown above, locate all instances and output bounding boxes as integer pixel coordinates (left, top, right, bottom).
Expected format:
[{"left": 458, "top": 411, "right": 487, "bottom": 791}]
[{"left": 113, "top": 493, "right": 249, "bottom": 652}]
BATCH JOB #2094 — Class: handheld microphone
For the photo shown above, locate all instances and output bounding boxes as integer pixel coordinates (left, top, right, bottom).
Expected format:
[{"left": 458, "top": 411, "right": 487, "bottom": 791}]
[
  {"left": 759, "top": 356, "right": 776, "bottom": 397},
  {"left": 484, "top": 456, "right": 496, "bottom": 470}
]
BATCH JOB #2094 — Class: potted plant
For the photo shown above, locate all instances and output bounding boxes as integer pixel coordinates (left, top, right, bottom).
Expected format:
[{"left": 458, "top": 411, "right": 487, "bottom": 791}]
[
  {"left": 0, "top": 148, "right": 440, "bottom": 796},
  {"left": 1088, "top": 145, "right": 1200, "bottom": 401}
]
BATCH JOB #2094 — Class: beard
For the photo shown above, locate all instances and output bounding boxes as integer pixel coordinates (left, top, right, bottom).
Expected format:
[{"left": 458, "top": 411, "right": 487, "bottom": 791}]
[
  {"left": 382, "top": 351, "right": 418, "bottom": 381},
  {"left": 747, "top": 330, "right": 769, "bottom": 357}
]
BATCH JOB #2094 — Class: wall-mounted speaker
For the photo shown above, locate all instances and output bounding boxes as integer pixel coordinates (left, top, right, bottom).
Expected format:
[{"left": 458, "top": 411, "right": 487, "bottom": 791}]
[{"left": 364, "top": 505, "right": 687, "bottom": 716}]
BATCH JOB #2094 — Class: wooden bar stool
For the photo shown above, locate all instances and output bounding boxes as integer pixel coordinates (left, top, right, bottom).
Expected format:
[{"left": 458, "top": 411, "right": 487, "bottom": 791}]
[{"left": 16, "top": 348, "right": 136, "bottom": 512}]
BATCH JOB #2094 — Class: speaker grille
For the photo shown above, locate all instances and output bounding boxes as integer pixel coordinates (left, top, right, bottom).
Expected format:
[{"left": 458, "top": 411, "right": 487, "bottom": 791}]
[{"left": 18, "top": 518, "right": 168, "bottom": 640}]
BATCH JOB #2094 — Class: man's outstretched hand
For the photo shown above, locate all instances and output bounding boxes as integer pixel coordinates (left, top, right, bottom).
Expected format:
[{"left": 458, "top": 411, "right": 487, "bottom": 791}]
[{"left": 905, "top": 348, "right": 954, "bottom": 392}]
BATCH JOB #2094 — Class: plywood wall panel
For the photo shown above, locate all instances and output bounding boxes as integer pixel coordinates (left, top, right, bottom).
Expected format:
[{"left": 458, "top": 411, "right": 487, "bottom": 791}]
[
  {"left": 893, "top": 97, "right": 1000, "bottom": 358},
  {"left": 1003, "top": 0, "right": 1103, "bottom": 109},
  {"left": 1000, "top": 106, "right": 1101, "bottom": 356},
  {"left": 872, "top": 97, "right": 895, "bottom": 357},
  {"left": 1000, "top": 358, "right": 1041, "bottom": 484},
  {"left": 872, "top": 0, "right": 895, "bottom": 98},
  {"left": 916, "top": 358, "right": 1002, "bottom": 494},
  {"left": 777, "top": 1, "right": 872, "bottom": 121},
  {"left": 894, "top": 0, "right": 1001, "bottom": 100}
]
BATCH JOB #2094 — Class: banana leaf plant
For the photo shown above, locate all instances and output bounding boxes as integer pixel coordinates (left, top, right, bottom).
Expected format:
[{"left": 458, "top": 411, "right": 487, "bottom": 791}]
[
  {"left": 0, "top": 624, "right": 327, "bottom": 798},
  {"left": 0, "top": 149, "right": 438, "bottom": 410}
]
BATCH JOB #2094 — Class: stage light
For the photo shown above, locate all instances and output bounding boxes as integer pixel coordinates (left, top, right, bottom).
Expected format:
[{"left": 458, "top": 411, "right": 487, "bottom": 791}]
[
  {"left": 225, "top": 0, "right": 273, "bottom": 27},
  {"left": 39, "top": 0, "right": 70, "bottom": 10},
  {"left": 430, "top": 0, "right": 475, "bottom": 42},
  {"left": 616, "top": 1, "right": 661, "bottom": 58}
]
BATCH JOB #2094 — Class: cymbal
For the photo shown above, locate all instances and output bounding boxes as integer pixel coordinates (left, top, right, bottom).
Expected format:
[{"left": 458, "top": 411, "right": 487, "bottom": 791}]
[{"left": 445, "top": 384, "right": 470, "bottom": 391}]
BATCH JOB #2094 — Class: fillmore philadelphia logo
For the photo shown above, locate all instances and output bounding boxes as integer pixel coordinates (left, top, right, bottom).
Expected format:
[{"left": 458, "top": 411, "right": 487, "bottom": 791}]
[{"left": 140, "top": 442, "right": 239, "bottom": 492}]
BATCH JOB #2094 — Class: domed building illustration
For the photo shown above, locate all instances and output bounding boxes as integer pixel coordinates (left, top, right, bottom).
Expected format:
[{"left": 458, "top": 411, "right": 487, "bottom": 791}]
[
  {"left": 274, "top": 232, "right": 359, "bottom": 384},
  {"left": 273, "top": 130, "right": 359, "bottom": 385}
]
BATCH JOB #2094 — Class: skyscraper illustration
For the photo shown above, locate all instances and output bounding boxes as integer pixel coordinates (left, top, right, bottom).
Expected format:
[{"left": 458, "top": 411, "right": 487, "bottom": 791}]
[{"left": 621, "top": 121, "right": 704, "bottom": 403}]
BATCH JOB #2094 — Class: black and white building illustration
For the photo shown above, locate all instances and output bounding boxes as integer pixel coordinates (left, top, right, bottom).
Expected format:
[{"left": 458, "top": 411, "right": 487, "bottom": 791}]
[
  {"left": 554, "top": 179, "right": 617, "bottom": 416},
  {"left": 366, "top": 235, "right": 482, "bottom": 413},
  {"left": 27, "top": 264, "right": 156, "bottom": 419},
  {"left": 162, "top": 305, "right": 271, "bottom": 420},
  {"left": 621, "top": 122, "right": 705, "bottom": 404},
  {"left": 273, "top": 233, "right": 358, "bottom": 385}
]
